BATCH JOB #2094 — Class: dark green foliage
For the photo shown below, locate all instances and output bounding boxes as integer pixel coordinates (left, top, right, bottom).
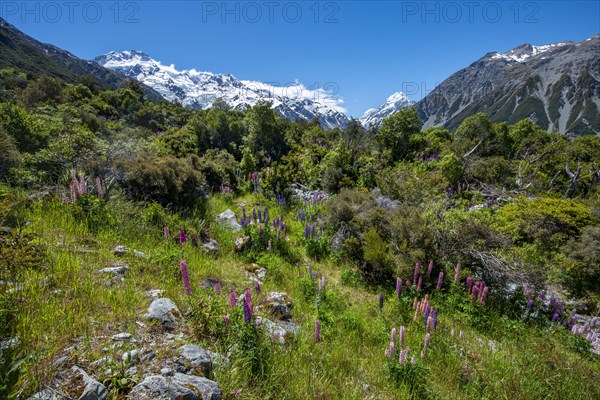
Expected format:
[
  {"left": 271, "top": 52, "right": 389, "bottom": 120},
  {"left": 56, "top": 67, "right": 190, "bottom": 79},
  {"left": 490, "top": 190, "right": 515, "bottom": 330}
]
[
  {"left": 117, "top": 154, "right": 208, "bottom": 211},
  {"left": 378, "top": 106, "right": 421, "bottom": 161}
]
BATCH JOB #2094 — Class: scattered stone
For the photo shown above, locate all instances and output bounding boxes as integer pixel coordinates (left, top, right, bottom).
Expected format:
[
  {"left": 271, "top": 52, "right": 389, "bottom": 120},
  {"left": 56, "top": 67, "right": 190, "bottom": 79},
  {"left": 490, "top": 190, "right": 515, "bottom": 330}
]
[
  {"left": 53, "top": 356, "right": 69, "bottom": 369},
  {"left": 98, "top": 263, "right": 129, "bottom": 276},
  {"left": 180, "top": 344, "right": 212, "bottom": 377},
  {"left": 89, "top": 357, "right": 112, "bottom": 369},
  {"left": 129, "top": 373, "right": 222, "bottom": 400},
  {"left": 206, "top": 350, "right": 231, "bottom": 369},
  {"left": 140, "top": 350, "right": 156, "bottom": 363},
  {"left": 111, "top": 332, "right": 135, "bottom": 342},
  {"left": 113, "top": 245, "right": 146, "bottom": 258},
  {"left": 71, "top": 366, "right": 108, "bottom": 400},
  {"left": 201, "top": 239, "right": 220, "bottom": 254},
  {"left": 234, "top": 236, "right": 251, "bottom": 252},
  {"left": 147, "top": 289, "right": 165, "bottom": 299},
  {"left": 28, "top": 388, "right": 66, "bottom": 400},
  {"left": 160, "top": 367, "right": 174, "bottom": 376},
  {"left": 144, "top": 298, "right": 180, "bottom": 330},
  {"left": 127, "top": 366, "right": 138, "bottom": 377},
  {"left": 216, "top": 209, "right": 241, "bottom": 232},
  {"left": 261, "top": 292, "right": 293, "bottom": 321},
  {"left": 0, "top": 336, "right": 19, "bottom": 350},
  {"left": 122, "top": 349, "right": 140, "bottom": 365},
  {"left": 256, "top": 316, "right": 300, "bottom": 345}
]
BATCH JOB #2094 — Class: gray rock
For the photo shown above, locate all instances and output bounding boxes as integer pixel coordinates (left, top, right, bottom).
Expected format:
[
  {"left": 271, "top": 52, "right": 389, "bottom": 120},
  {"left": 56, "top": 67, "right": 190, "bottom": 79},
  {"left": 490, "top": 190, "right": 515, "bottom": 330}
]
[
  {"left": 201, "top": 239, "right": 220, "bottom": 254},
  {"left": 71, "top": 366, "right": 108, "bottom": 400},
  {"left": 144, "top": 298, "right": 180, "bottom": 330},
  {"left": 113, "top": 245, "right": 146, "bottom": 258},
  {"left": 127, "top": 367, "right": 138, "bottom": 376},
  {"left": 140, "top": 350, "right": 156, "bottom": 362},
  {"left": 160, "top": 367, "right": 174, "bottom": 376},
  {"left": 180, "top": 344, "right": 212, "bottom": 377},
  {"left": 128, "top": 373, "right": 222, "bottom": 400},
  {"left": 98, "top": 265, "right": 129, "bottom": 276},
  {"left": 28, "top": 389, "right": 66, "bottom": 400},
  {"left": 199, "top": 278, "right": 220, "bottom": 290},
  {"left": 256, "top": 317, "right": 300, "bottom": 345},
  {"left": 216, "top": 209, "right": 241, "bottom": 232},
  {"left": 111, "top": 332, "right": 134, "bottom": 342},
  {"left": 206, "top": 350, "right": 230, "bottom": 369},
  {"left": 234, "top": 236, "right": 251, "bottom": 252},
  {"left": 261, "top": 292, "right": 293, "bottom": 321},
  {"left": 122, "top": 349, "right": 140, "bottom": 365},
  {"left": 147, "top": 289, "right": 165, "bottom": 299}
]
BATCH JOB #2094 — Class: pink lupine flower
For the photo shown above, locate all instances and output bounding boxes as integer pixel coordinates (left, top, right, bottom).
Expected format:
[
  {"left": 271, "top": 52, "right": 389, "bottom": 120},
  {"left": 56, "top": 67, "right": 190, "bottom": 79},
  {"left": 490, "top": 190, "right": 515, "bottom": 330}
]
[
  {"left": 436, "top": 271, "right": 444, "bottom": 290},
  {"left": 229, "top": 289, "right": 237, "bottom": 307},
  {"left": 396, "top": 277, "right": 402, "bottom": 299},
  {"left": 466, "top": 276, "right": 473, "bottom": 291},
  {"left": 400, "top": 326, "right": 405, "bottom": 346},
  {"left": 417, "top": 276, "right": 423, "bottom": 292},
  {"left": 426, "top": 260, "right": 433, "bottom": 278},
  {"left": 391, "top": 327, "right": 397, "bottom": 344},
  {"left": 179, "top": 260, "right": 191, "bottom": 295},
  {"left": 214, "top": 282, "right": 222, "bottom": 295},
  {"left": 454, "top": 263, "right": 461, "bottom": 284},
  {"left": 413, "top": 262, "right": 420, "bottom": 285},
  {"left": 224, "top": 315, "right": 230, "bottom": 326}
]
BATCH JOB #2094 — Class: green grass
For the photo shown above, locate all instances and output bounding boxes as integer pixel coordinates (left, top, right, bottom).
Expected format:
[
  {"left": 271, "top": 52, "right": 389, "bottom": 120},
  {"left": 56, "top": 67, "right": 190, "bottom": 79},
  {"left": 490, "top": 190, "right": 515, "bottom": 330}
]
[{"left": 2, "top": 192, "right": 600, "bottom": 399}]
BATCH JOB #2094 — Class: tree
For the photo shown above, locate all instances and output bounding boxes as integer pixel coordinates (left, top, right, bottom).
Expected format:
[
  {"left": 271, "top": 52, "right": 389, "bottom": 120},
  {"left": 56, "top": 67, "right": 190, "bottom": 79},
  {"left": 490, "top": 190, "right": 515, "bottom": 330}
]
[
  {"left": 243, "top": 100, "right": 286, "bottom": 165},
  {"left": 377, "top": 107, "right": 420, "bottom": 161}
]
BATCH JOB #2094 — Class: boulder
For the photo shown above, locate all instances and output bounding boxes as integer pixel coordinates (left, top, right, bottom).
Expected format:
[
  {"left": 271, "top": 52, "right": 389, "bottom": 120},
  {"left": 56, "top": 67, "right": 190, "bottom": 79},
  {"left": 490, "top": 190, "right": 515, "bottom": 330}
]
[
  {"left": 144, "top": 298, "right": 180, "bottom": 330},
  {"left": 201, "top": 239, "right": 220, "bottom": 254},
  {"left": 71, "top": 366, "right": 108, "bottom": 400},
  {"left": 113, "top": 245, "right": 146, "bottom": 258},
  {"left": 256, "top": 317, "right": 300, "bottom": 345},
  {"left": 261, "top": 292, "right": 293, "bottom": 321},
  {"left": 128, "top": 373, "right": 222, "bottom": 400},
  {"left": 234, "top": 236, "right": 251, "bottom": 252},
  {"left": 180, "top": 344, "right": 212, "bottom": 377},
  {"left": 216, "top": 209, "right": 241, "bottom": 232}
]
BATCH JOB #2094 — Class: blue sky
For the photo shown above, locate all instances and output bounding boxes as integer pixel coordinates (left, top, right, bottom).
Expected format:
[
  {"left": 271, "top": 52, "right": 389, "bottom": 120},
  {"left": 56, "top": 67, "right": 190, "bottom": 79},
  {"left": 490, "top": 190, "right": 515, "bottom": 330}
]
[{"left": 2, "top": 1, "right": 599, "bottom": 117}]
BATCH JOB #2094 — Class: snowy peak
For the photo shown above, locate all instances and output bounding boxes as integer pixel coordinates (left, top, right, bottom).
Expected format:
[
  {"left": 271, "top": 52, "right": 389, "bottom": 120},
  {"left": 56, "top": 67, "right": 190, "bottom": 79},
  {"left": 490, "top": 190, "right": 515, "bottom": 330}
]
[
  {"left": 488, "top": 41, "right": 574, "bottom": 63},
  {"left": 360, "top": 91, "right": 414, "bottom": 128},
  {"left": 94, "top": 51, "right": 349, "bottom": 129}
]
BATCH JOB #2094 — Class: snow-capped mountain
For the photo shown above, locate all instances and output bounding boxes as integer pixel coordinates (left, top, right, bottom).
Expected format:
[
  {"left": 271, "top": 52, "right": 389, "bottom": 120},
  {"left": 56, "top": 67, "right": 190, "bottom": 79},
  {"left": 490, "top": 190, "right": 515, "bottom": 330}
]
[
  {"left": 415, "top": 35, "right": 600, "bottom": 135},
  {"left": 360, "top": 92, "right": 414, "bottom": 128},
  {"left": 95, "top": 51, "right": 349, "bottom": 129}
]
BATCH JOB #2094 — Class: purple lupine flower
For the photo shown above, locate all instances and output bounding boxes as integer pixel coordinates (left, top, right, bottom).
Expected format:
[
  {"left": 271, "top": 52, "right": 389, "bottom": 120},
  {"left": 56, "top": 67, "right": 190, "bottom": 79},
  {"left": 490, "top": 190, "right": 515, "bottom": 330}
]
[
  {"left": 179, "top": 259, "right": 191, "bottom": 295},
  {"left": 432, "top": 309, "right": 439, "bottom": 330},
  {"left": 254, "top": 281, "right": 261, "bottom": 295},
  {"left": 379, "top": 294, "right": 384, "bottom": 311},
  {"left": 391, "top": 327, "right": 397, "bottom": 344},
  {"left": 424, "top": 305, "right": 431, "bottom": 326},
  {"left": 399, "top": 348, "right": 406, "bottom": 364},
  {"left": 405, "top": 279, "right": 411, "bottom": 287},
  {"left": 551, "top": 313, "right": 559, "bottom": 323},
  {"left": 454, "top": 263, "right": 461, "bottom": 284},
  {"left": 399, "top": 326, "right": 405, "bottom": 346},
  {"left": 163, "top": 225, "right": 170, "bottom": 240},
  {"left": 426, "top": 260, "right": 433, "bottom": 278},
  {"left": 314, "top": 319, "right": 321, "bottom": 343},
  {"left": 229, "top": 289, "right": 237, "bottom": 307},
  {"left": 223, "top": 315, "right": 230, "bottom": 326},
  {"left": 526, "top": 299, "right": 534, "bottom": 309},
  {"left": 538, "top": 289, "right": 546, "bottom": 302},
  {"left": 417, "top": 276, "right": 423, "bottom": 292},
  {"left": 179, "top": 228, "right": 187, "bottom": 244},
  {"left": 214, "top": 282, "right": 222, "bottom": 295},
  {"left": 422, "top": 332, "right": 431, "bottom": 357},
  {"left": 413, "top": 262, "right": 420, "bottom": 285},
  {"left": 426, "top": 315, "right": 433, "bottom": 332},
  {"left": 252, "top": 209, "right": 257, "bottom": 222},
  {"left": 243, "top": 299, "right": 253, "bottom": 323},
  {"left": 466, "top": 276, "right": 473, "bottom": 291},
  {"left": 396, "top": 278, "right": 402, "bottom": 299},
  {"left": 244, "top": 288, "right": 253, "bottom": 310},
  {"left": 436, "top": 271, "right": 444, "bottom": 290}
]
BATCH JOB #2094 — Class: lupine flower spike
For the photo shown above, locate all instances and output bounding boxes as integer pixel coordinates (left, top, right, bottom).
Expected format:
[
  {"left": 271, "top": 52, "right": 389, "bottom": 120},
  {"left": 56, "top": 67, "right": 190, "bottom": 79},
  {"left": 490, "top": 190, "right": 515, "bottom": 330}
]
[
  {"left": 229, "top": 289, "right": 237, "bottom": 307},
  {"left": 179, "top": 260, "right": 191, "bottom": 295},
  {"left": 436, "top": 271, "right": 444, "bottom": 290},
  {"left": 426, "top": 260, "right": 433, "bottom": 278},
  {"left": 396, "top": 277, "right": 402, "bottom": 299}
]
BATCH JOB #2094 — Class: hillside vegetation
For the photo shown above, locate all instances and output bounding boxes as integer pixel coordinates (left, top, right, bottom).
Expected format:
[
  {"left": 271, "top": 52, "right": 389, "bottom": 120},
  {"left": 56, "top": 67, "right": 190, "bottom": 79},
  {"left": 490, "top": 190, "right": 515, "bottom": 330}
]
[{"left": 1, "top": 69, "right": 599, "bottom": 399}]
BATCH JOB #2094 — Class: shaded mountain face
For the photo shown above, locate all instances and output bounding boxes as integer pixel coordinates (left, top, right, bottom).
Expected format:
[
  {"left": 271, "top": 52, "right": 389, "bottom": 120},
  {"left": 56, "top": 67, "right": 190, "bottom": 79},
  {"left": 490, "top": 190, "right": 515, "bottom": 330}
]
[
  {"left": 0, "top": 17, "right": 163, "bottom": 101},
  {"left": 360, "top": 92, "right": 415, "bottom": 128},
  {"left": 415, "top": 35, "right": 600, "bottom": 135},
  {"left": 95, "top": 51, "right": 350, "bottom": 130}
]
